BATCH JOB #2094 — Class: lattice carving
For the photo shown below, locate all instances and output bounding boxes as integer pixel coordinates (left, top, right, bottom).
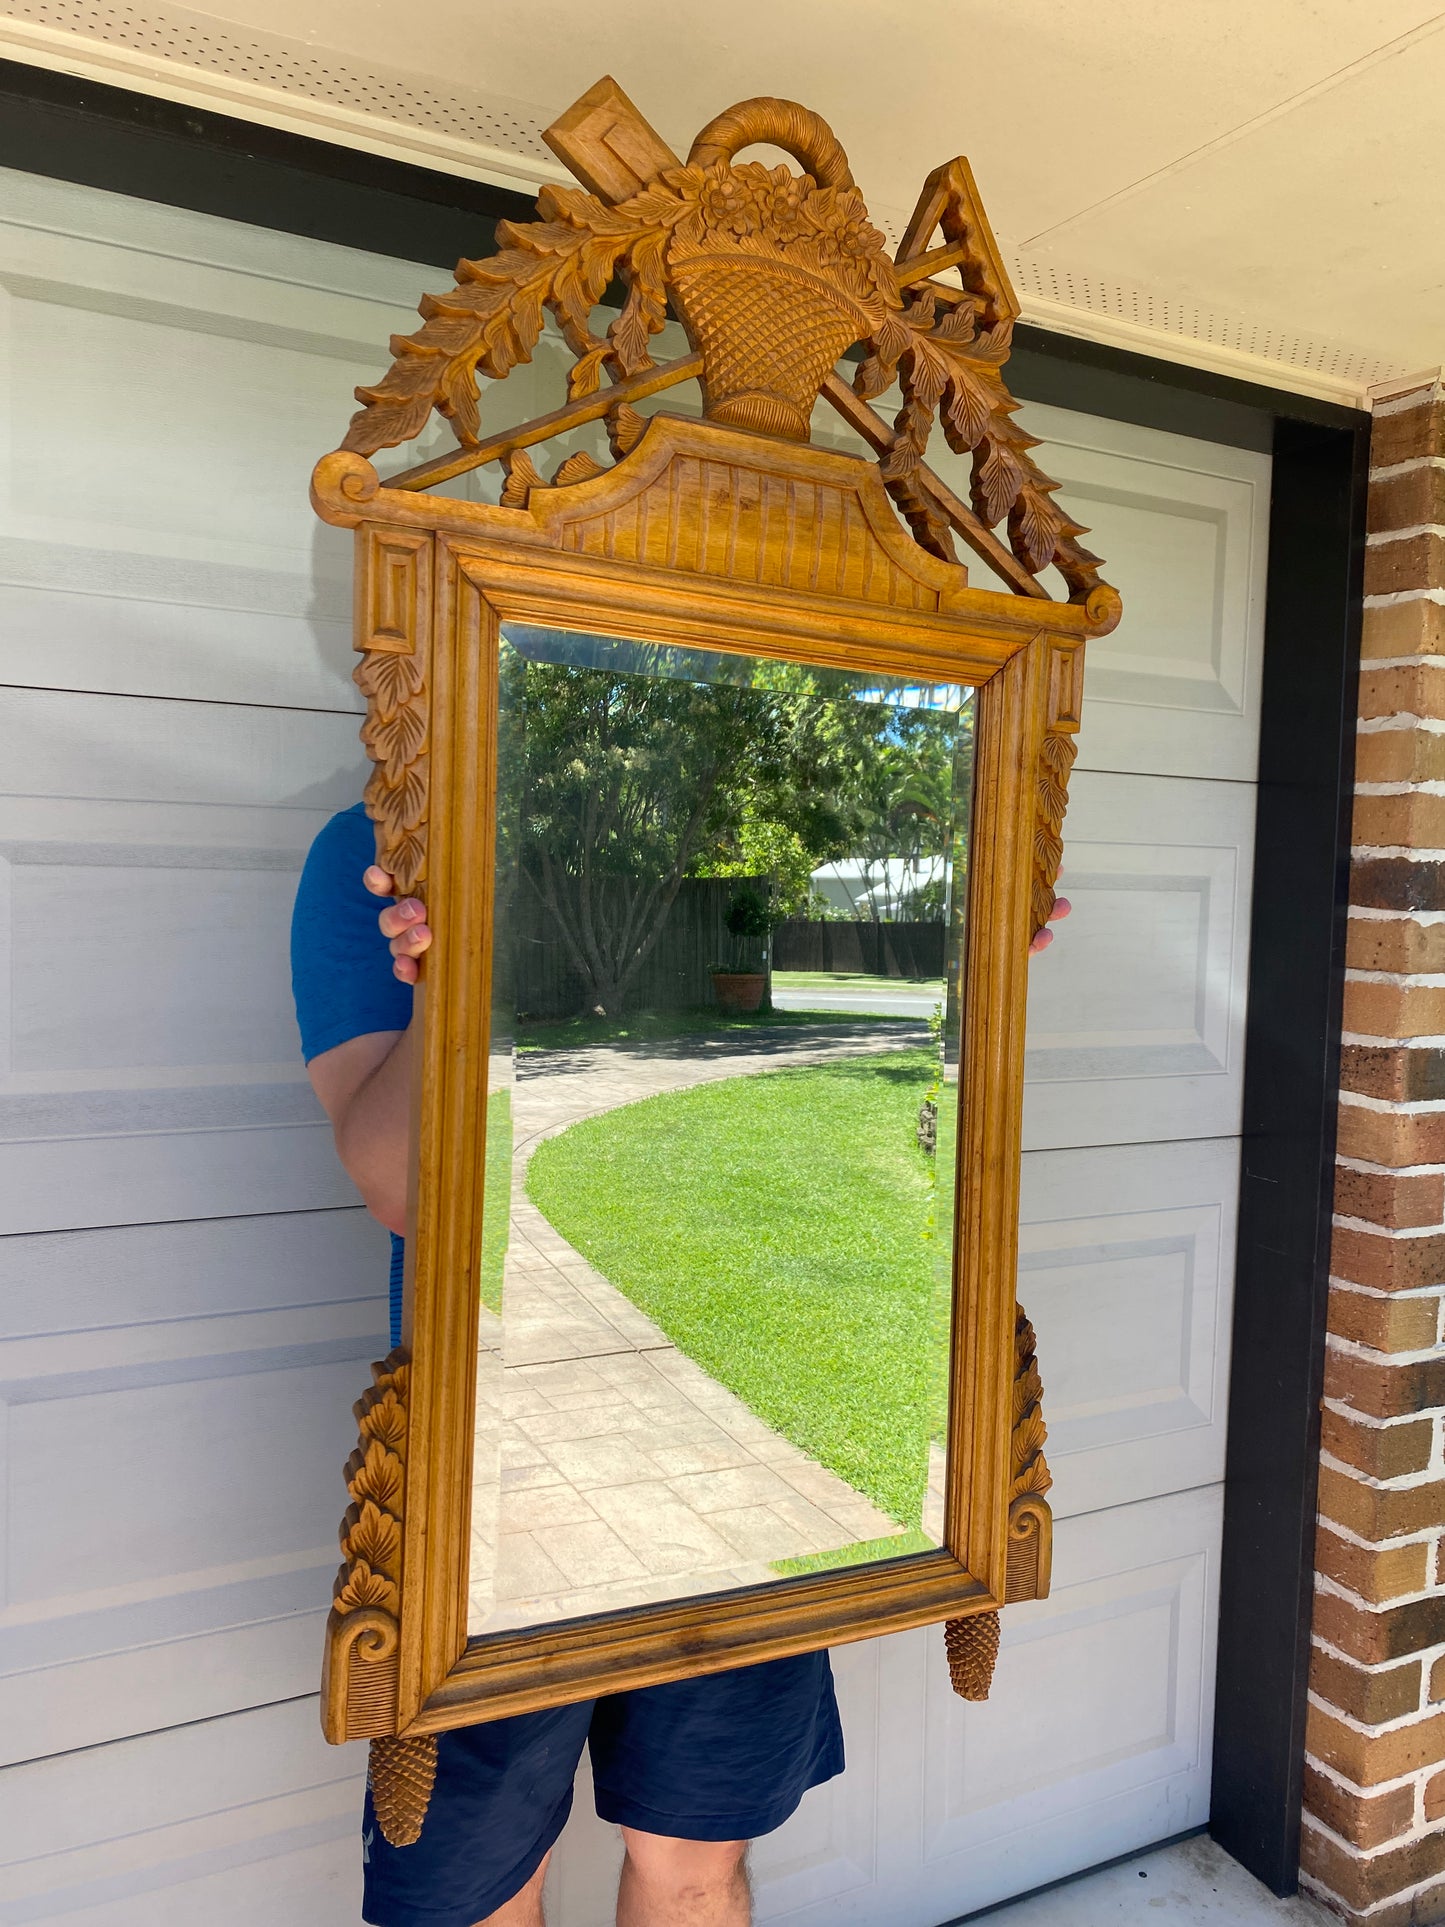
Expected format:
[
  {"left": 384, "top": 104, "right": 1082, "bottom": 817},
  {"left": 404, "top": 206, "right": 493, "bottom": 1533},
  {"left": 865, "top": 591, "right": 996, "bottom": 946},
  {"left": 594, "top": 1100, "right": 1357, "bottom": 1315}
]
[
  {"left": 322, "top": 1350, "right": 410, "bottom": 1744},
  {"left": 332, "top": 80, "right": 1120, "bottom": 623}
]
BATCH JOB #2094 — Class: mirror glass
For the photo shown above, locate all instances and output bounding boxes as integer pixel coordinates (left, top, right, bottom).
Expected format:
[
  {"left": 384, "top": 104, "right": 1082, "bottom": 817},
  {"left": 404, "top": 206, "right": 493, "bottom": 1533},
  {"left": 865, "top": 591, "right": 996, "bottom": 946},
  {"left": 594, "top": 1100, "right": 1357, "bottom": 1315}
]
[{"left": 467, "top": 625, "right": 976, "bottom": 1636}]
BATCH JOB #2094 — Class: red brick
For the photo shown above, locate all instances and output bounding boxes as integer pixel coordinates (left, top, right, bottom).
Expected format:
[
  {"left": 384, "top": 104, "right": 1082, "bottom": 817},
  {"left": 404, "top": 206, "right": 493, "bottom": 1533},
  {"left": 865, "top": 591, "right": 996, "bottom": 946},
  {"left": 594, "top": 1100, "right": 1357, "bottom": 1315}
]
[
  {"left": 1358, "top": 658, "right": 1445, "bottom": 717},
  {"left": 1365, "top": 534, "right": 1445, "bottom": 600},
  {"left": 1428, "top": 1769, "right": 1445, "bottom": 1823},
  {"left": 1321, "top": 1408, "right": 1436, "bottom": 1482},
  {"left": 1351, "top": 859, "right": 1445, "bottom": 914},
  {"left": 1318, "top": 1462, "right": 1445, "bottom": 1541},
  {"left": 1340, "top": 1047, "right": 1445, "bottom": 1105},
  {"left": 1305, "top": 1762, "right": 1417, "bottom": 1849},
  {"left": 1354, "top": 729, "right": 1445, "bottom": 785},
  {"left": 1328, "top": 1284, "right": 1442, "bottom": 1351},
  {"left": 1302, "top": 1818, "right": 1445, "bottom": 1913},
  {"left": 1312, "top": 1586, "right": 1445, "bottom": 1665},
  {"left": 1354, "top": 793, "right": 1445, "bottom": 851},
  {"left": 1334, "top": 1163, "right": 1445, "bottom": 1228},
  {"left": 1369, "top": 464, "right": 1445, "bottom": 538},
  {"left": 1324, "top": 1347, "right": 1445, "bottom": 1420},
  {"left": 1316, "top": 1524, "right": 1430, "bottom": 1604},
  {"left": 1308, "top": 1701, "right": 1445, "bottom": 1785},
  {"left": 1361, "top": 597, "right": 1445, "bottom": 662},
  {"left": 1331, "top": 1224, "right": 1445, "bottom": 1292},
  {"left": 1337, "top": 1103, "right": 1445, "bottom": 1170},
  {"left": 1312, "top": 1648, "right": 1424, "bottom": 1725},
  {"left": 1371, "top": 398, "right": 1445, "bottom": 467}
]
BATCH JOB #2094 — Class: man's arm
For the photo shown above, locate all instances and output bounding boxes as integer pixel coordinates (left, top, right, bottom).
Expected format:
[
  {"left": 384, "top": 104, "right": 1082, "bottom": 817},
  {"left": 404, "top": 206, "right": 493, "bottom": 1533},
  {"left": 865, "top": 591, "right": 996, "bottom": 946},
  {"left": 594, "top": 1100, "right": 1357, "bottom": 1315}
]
[{"left": 304, "top": 867, "right": 432, "bottom": 1235}]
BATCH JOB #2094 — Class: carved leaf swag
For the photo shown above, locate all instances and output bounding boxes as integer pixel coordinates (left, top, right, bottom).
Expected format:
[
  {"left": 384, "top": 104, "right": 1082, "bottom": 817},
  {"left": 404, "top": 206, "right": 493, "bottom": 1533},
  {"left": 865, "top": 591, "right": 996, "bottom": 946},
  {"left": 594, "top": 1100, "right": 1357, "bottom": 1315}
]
[
  {"left": 333, "top": 1353, "right": 410, "bottom": 1628},
  {"left": 1033, "top": 700, "right": 1078, "bottom": 941},
  {"left": 356, "top": 634, "right": 428, "bottom": 895},
  {"left": 339, "top": 132, "right": 1106, "bottom": 598},
  {"left": 945, "top": 1307, "right": 1052, "bottom": 1702}
]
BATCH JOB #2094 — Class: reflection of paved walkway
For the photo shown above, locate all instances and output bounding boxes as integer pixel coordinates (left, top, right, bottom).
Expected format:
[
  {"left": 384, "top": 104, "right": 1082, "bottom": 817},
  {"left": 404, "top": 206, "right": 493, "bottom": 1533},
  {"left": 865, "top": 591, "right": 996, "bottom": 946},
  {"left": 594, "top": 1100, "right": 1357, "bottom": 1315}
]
[{"left": 469, "top": 1024, "right": 931, "bottom": 1634}]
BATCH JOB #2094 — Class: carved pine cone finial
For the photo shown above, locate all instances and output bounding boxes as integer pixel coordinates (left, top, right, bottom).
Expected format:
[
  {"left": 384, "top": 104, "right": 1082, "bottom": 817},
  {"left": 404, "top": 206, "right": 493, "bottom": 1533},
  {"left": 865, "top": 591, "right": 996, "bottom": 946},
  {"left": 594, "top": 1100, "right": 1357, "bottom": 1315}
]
[
  {"left": 945, "top": 1611, "right": 1001, "bottom": 1701},
  {"left": 369, "top": 1733, "right": 439, "bottom": 1847}
]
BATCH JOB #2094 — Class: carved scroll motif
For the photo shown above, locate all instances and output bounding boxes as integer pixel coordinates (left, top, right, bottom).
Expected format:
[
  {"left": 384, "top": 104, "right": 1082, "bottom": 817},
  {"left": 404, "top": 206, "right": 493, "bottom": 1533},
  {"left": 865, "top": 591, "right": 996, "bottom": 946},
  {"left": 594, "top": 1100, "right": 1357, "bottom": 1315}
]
[
  {"left": 945, "top": 1308, "right": 1053, "bottom": 1701},
  {"left": 323, "top": 1352, "right": 408, "bottom": 1735}
]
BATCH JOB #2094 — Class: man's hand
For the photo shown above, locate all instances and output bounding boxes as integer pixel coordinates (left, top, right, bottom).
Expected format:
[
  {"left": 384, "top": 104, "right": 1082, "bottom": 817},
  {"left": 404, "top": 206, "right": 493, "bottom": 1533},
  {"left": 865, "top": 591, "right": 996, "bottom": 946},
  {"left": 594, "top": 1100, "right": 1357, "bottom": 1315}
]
[
  {"left": 366, "top": 866, "right": 432, "bottom": 983},
  {"left": 1029, "top": 893, "right": 1071, "bottom": 956}
]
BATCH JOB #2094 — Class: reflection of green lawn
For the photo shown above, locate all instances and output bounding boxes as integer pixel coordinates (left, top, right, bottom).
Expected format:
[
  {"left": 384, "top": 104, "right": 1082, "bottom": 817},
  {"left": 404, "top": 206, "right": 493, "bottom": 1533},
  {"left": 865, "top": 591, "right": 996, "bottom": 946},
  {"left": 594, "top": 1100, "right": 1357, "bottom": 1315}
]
[
  {"left": 516, "top": 1004, "right": 919, "bottom": 1054},
  {"left": 526, "top": 1049, "right": 945, "bottom": 1526},
  {"left": 481, "top": 1088, "right": 511, "bottom": 1314},
  {"left": 772, "top": 971, "right": 945, "bottom": 995}
]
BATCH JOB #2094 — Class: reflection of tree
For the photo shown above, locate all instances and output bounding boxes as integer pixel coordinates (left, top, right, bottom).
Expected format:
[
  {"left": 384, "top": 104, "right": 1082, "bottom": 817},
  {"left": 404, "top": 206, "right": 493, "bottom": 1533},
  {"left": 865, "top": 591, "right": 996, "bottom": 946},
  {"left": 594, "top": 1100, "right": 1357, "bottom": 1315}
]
[
  {"left": 816, "top": 706, "right": 970, "bottom": 923},
  {"left": 518, "top": 655, "right": 970, "bottom": 1013}
]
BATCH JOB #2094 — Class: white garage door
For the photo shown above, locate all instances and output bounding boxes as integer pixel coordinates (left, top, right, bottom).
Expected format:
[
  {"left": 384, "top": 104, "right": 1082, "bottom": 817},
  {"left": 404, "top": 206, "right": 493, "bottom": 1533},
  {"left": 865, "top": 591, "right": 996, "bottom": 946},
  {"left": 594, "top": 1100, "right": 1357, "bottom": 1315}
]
[{"left": 0, "top": 168, "right": 1268, "bottom": 1923}]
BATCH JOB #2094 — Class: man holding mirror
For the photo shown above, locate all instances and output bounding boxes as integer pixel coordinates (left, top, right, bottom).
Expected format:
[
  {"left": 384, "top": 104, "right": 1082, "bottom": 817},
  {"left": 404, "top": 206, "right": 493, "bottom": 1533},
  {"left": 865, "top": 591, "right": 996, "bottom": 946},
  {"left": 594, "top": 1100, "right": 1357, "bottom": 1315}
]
[{"left": 292, "top": 757, "right": 1066, "bottom": 1927}]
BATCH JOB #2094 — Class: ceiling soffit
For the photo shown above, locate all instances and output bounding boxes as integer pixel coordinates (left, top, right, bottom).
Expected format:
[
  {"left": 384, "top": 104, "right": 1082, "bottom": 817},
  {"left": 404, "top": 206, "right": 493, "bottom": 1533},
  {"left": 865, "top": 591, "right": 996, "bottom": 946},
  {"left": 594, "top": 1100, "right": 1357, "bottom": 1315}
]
[{"left": 0, "top": 0, "right": 1427, "bottom": 406}]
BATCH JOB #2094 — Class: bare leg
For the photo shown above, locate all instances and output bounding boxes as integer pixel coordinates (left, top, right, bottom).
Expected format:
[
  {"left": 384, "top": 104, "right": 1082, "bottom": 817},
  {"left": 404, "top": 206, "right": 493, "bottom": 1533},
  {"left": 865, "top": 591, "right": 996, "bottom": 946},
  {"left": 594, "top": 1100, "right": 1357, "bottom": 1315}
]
[
  {"left": 476, "top": 1849, "right": 550, "bottom": 1927},
  {"left": 616, "top": 1829, "right": 750, "bottom": 1927}
]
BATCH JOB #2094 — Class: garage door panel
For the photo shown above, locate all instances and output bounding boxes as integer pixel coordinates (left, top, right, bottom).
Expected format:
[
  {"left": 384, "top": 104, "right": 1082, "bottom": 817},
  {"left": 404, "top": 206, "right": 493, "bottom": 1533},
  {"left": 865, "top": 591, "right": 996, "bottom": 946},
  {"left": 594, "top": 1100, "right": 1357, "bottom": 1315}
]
[
  {"left": 1023, "top": 770, "right": 1255, "bottom": 1149},
  {"left": 0, "top": 1210, "right": 387, "bottom": 1762},
  {"left": 1021, "top": 1138, "right": 1237, "bottom": 1518},
  {"left": 0, "top": 705, "right": 369, "bottom": 1231},
  {"left": 0, "top": 165, "right": 456, "bottom": 713},
  {"left": 912, "top": 1488, "right": 1219, "bottom": 1920},
  {"left": 0, "top": 1696, "right": 364, "bottom": 1925},
  {"left": 1014, "top": 401, "right": 1270, "bottom": 783}
]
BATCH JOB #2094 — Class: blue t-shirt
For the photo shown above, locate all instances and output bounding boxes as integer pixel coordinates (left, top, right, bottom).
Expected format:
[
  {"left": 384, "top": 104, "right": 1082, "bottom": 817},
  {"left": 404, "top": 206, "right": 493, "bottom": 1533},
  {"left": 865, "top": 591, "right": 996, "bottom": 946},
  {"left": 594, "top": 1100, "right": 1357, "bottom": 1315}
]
[{"left": 291, "top": 802, "right": 413, "bottom": 1347}]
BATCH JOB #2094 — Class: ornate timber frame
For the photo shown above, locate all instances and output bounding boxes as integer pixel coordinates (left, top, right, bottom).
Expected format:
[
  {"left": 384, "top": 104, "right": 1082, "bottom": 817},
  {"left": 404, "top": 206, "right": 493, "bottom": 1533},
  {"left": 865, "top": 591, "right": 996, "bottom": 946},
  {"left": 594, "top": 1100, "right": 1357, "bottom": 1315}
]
[{"left": 310, "top": 77, "right": 1119, "bottom": 1817}]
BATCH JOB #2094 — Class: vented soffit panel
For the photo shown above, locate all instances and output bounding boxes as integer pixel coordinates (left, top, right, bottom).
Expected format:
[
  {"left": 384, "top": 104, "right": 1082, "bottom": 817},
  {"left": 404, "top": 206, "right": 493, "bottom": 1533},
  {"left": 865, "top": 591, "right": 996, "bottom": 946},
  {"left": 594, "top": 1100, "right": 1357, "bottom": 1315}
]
[{"left": 0, "top": 0, "right": 1411, "bottom": 408}]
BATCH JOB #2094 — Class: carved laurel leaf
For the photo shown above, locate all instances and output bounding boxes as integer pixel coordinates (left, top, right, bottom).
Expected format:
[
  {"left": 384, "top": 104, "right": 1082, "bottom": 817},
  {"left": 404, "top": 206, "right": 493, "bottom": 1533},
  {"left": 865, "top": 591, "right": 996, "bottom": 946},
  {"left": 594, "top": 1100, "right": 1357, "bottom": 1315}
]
[
  {"left": 500, "top": 448, "right": 544, "bottom": 508},
  {"left": 334, "top": 1557, "right": 400, "bottom": 1616},
  {"left": 553, "top": 450, "right": 607, "bottom": 487},
  {"left": 973, "top": 435, "right": 1026, "bottom": 528},
  {"left": 359, "top": 1386, "right": 408, "bottom": 1455},
  {"left": 348, "top": 1438, "right": 404, "bottom": 1511},
  {"left": 1012, "top": 1456, "right": 1054, "bottom": 1499},
  {"left": 356, "top": 650, "right": 424, "bottom": 716},
  {"left": 368, "top": 702, "right": 428, "bottom": 770},
  {"left": 344, "top": 1499, "right": 401, "bottom": 1577}
]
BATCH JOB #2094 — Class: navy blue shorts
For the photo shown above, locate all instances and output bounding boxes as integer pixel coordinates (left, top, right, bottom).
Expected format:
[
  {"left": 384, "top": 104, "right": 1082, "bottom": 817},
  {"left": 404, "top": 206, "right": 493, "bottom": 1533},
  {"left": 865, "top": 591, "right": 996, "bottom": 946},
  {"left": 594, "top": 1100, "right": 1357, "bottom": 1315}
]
[{"left": 360, "top": 1652, "right": 843, "bottom": 1926}]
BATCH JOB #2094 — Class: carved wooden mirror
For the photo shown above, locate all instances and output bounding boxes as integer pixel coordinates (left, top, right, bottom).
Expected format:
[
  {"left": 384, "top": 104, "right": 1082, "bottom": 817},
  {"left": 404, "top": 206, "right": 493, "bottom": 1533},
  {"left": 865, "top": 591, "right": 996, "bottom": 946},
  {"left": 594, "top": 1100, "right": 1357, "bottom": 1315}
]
[{"left": 310, "top": 76, "right": 1119, "bottom": 1838}]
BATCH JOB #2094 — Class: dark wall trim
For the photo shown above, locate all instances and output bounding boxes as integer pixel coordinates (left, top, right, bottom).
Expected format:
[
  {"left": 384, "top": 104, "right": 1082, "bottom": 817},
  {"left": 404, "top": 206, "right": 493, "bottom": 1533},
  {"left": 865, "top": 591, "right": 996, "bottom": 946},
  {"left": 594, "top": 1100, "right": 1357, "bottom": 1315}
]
[
  {"left": 1210, "top": 415, "right": 1368, "bottom": 1890},
  {"left": 0, "top": 56, "right": 532, "bottom": 266},
  {"left": 0, "top": 52, "right": 1367, "bottom": 1899}
]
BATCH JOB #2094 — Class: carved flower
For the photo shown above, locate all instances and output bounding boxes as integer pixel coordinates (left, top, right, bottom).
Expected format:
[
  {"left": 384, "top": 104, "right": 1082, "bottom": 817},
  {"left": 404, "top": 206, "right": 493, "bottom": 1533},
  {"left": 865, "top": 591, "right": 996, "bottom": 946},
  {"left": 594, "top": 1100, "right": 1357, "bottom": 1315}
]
[
  {"left": 699, "top": 170, "right": 760, "bottom": 238},
  {"left": 768, "top": 171, "right": 809, "bottom": 243}
]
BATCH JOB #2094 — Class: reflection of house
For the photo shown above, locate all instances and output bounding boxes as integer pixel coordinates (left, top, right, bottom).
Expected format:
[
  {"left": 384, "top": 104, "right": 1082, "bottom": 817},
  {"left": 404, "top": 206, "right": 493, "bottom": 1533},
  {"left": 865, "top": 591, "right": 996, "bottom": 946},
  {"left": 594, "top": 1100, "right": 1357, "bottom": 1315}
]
[
  {"left": 810, "top": 855, "right": 947, "bottom": 921},
  {"left": 4, "top": 13, "right": 1442, "bottom": 1927}
]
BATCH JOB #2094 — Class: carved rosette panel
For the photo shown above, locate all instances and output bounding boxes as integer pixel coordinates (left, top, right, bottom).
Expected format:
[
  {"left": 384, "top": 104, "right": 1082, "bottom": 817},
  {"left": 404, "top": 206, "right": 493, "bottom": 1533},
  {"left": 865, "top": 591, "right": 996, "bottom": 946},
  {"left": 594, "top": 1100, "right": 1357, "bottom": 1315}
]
[
  {"left": 355, "top": 525, "right": 432, "bottom": 896},
  {"left": 322, "top": 1350, "right": 409, "bottom": 1744}
]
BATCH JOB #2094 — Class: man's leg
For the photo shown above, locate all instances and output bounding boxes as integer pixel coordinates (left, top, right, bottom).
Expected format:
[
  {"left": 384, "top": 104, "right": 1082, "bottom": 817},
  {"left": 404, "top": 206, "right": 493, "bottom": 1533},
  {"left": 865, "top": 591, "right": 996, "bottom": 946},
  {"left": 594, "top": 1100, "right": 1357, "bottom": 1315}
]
[
  {"left": 476, "top": 1850, "right": 549, "bottom": 1927},
  {"left": 616, "top": 1829, "right": 749, "bottom": 1927}
]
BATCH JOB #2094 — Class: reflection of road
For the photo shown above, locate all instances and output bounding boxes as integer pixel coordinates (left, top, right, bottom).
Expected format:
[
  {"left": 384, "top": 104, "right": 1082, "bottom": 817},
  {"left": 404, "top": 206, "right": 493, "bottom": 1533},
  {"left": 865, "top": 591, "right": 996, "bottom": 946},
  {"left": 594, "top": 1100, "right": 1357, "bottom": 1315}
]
[
  {"left": 771, "top": 981, "right": 942, "bottom": 1018},
  {"left": 470, "top": 1023, "right": 932, "bottom": 1634}
]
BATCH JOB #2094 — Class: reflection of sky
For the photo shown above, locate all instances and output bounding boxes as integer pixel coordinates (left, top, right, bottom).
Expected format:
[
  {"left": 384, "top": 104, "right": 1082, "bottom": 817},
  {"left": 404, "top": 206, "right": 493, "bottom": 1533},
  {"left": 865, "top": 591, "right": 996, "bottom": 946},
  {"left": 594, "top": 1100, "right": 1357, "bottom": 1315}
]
[{"left": 500, "top": 622, "right": 973, "bottom": 718}]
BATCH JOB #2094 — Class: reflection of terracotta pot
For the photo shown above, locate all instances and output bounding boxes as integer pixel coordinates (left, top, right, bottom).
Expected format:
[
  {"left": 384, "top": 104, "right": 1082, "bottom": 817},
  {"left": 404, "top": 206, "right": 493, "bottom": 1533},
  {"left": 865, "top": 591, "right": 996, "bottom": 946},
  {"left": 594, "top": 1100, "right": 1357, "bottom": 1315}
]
[{"left": 711, "top": 970, "right": 768, "bottom": 1014}]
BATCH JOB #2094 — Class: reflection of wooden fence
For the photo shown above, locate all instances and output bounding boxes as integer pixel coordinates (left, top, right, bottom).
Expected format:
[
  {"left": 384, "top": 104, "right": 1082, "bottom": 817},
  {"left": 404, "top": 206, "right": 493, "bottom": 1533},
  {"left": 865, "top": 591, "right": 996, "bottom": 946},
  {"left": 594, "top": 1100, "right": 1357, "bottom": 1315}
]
[
  {"left": 773, "top": 920, "right": 946, "bottom": 978},
  {"left": 515, "top": 876, "right": 759, "bottom": 1019}
]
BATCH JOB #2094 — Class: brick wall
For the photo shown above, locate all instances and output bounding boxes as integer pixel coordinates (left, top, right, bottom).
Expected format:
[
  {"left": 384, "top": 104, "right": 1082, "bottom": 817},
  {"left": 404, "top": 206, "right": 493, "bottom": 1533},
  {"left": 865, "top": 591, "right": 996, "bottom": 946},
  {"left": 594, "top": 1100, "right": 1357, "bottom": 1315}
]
[{"left": 1301, "top": 380, "right": 1445, "bottom": 1926}]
